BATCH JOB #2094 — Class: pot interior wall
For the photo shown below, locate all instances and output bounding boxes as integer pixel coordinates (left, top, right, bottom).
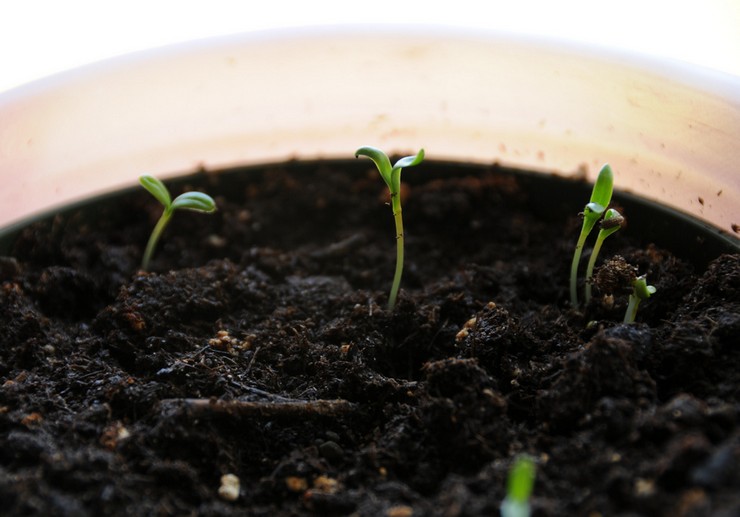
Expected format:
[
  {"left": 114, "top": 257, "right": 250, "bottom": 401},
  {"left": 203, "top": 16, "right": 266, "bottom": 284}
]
[
  {"left": 2, "top": 29, "right": 739, "bottom": 236},
  {"left": 1, "top": 161, "right": 737, "bottom": 266}
]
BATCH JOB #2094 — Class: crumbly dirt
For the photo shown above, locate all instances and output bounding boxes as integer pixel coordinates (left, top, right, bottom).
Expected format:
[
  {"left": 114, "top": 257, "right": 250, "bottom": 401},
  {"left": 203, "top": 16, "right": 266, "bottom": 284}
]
[{"left": 1, "top": 161, "right": 738, "bottom": 516}]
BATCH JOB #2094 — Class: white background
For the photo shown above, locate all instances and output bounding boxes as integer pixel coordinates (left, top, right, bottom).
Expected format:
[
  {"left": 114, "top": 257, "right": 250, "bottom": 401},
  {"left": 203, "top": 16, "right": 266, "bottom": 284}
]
[{"left": 1, "top": 0, "right": 739, "bottom": 95}]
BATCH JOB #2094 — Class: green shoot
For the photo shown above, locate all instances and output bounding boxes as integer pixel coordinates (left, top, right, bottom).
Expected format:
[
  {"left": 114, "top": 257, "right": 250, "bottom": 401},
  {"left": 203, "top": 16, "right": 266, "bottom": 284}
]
[
  {"left": 570, "top": 164, "right": 614, "bottom": 308},
  {"left": 624, "top": 275, "right": 656, "bottom": 323},
  {"left": 585, "top": 208, "right": 624, "bottom": 304},
  {"left": 139, "top": 175, "right": 217, "bottom": 271},
  {"left": 355, "top": 146, "right": 425, "bottom": 310},
  {"left": 501, "top": 454, "right": 536, "bottom": 517}
]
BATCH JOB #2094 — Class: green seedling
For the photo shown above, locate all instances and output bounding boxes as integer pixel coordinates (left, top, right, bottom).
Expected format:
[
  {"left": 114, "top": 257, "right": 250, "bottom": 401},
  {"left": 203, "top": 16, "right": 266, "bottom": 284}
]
[
  {"left": 570, "top": 164, "right": 614, "bottom": 308},
  {"left": 139, "top": 175, "right": 216, "bottom": 271},
  {"left": 355, "top": 146, "right": 425, "bottom": 310},
  {"left": 585, "top": 208, "right": 624, "bottom": 304},
  {"left": 501, "top": 454, "right": 536, "bottom": 517},
  {"left": 624, "top": 274, "right": 656, "bottom": 323}
]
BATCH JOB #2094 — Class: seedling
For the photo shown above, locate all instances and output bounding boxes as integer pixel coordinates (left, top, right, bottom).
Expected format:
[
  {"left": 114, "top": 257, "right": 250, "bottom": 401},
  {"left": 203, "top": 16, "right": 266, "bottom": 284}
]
[
  {"left": 501, "top": 454, "right": 536, "bottom": 517},
  {"left": 570, "top": 164, "right": 614, "bottom": 308},
  {"left": 355, "top": 146, "right": 425, "bottom": 310},
  {"left": 584, "top": 208, "right": 624, "bottom": 304},
  {"left": 624, "top": 274, "right": 656, "bottom": 323},
  {"left": 139, "top": 175, "right": 217, "bottom": 270}
]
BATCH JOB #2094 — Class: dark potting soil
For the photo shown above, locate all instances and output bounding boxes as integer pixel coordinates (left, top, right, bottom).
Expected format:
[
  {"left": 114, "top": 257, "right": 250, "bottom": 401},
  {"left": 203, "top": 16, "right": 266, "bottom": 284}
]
[{"left": 1, "top": 160, "right": 738, "bottom": 517}]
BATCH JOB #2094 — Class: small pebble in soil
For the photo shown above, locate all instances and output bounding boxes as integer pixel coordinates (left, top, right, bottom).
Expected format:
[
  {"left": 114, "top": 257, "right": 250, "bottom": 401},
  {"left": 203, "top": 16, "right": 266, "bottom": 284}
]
[
  {"left": 206, "top": 234, "right": 227, "bottom": 248},
  {"left": 218, "top": 474, "right": 240, "bottom": 502},
  {"left": 285, "top": 476, "right": 309, "bottom": 493},
  {"left": 386, "top": 505, "right": 414, "bottom": 517},
  {"left": 660, "top": 394, "right": 707, "bottom": 427},
  {"left": 325, "top": 431, "right": 341, "bottom": 442},
  {"left": 691, "top": 439, "right": 739, "bottom": 489},
  {"left": 208, "top": 330, "right": 251, "bottom": 355},
  {"left": 20, "top": 412, "right": 43, "bottom": 427},
  {"left": 319, "top": 440, "right": 344, "bottom": 462},
  {"left": 100, "top": 422, "right": 131, "bottom": 450},
  {"left": 634, "top": 478, "right": 656, "bottom": 496},
  {"left": 311, "top": 475, "right": 340, "bottom": 495},
  {"left": 672, "top": 488, "right": 710, "bottom": 516},
  {"left": 0, "top": 256, "right": 21, "bottom": 276},
  {"left": 455, "top": 316, "right": 477, "bottom": 342}
]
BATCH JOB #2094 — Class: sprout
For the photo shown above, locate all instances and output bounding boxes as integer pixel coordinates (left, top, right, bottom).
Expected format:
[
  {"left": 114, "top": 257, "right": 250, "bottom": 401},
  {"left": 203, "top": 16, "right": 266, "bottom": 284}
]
[
  {"left": 624, "top": 274, "right": 656, "bottom": 323},
  {"left": 570, "top": 164, "right": 614, "bottom": 308},
  {"left": 355, "top": 146, "right": 425, "bottom": 310},
  {"left": 139, "top": 175, "right": 216, "bottom": 271},
  {"left": 584, "top": 208, "right": 625, "bottom": 304},
  {"left": 501, "top": 454, "right": 536, "bottom": 517}
]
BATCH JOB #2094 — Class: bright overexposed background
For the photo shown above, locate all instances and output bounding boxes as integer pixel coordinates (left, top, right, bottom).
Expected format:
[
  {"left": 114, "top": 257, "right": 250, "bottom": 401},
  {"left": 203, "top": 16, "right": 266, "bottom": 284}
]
[{"left": 2, "top": 0, "right": 740, "bottom": 95}]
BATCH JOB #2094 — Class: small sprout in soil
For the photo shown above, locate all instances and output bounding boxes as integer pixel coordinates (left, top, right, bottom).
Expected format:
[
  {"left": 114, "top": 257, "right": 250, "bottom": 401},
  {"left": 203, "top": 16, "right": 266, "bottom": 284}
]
[
  {"left": 139, "top": 175, "right": 217, "bottom": 270},
  {"left": 624, "top": 274, "right": 657, "bottom": 324},
  {"left": 585, "top": 208, "right": 625, "bottom": 304},
  {"left": 355, "top": 146, "right": 425, "bottom": 310},
  {"left": 570, "top": 164, "right": 614, "bottom": 308},
  {"left": 501, "top": 454, "right": 536, "bottom": 517},
  {"left": 593, "top": 257, "right": 656, "bottom": 323}
]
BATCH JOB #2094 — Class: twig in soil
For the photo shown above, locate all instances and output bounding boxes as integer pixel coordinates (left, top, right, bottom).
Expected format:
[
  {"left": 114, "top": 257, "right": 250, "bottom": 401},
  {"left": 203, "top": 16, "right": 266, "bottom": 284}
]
[
  {"left": 309, "top": 233, "right": 366, "bottom": 259},
  {"left": 243, "top": 345, "right": 260, "bottom": 375},
  {"left": 221, "top": 379, "right": 293, "bottom": 402},
  {"left": 158, "top": 397, "right": 357, "bottom": 419},
  {"left": 427, "top": 318, "right": 449, "bottom": 349},
  {"left": 184, "top": 344, "right": 211, "bottom": 360}
]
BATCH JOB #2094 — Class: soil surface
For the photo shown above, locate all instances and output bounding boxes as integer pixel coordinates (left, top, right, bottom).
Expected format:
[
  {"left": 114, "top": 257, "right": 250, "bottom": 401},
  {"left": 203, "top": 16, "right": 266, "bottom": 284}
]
[{"left": 1, "top": 161, "right": 738, "bottom": 516}]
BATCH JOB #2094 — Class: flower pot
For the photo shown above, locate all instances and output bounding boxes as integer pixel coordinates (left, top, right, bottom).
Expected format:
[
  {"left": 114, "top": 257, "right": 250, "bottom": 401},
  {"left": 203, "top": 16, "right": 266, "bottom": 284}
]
[{"left": 1, "top": 27, "right": 738, "bottom": 516}]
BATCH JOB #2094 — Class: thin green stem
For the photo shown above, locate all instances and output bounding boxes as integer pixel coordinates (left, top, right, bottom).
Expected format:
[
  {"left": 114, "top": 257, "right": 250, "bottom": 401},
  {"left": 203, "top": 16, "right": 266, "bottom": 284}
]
[
  {"left": 388, "top": 194, "right": 404, "bottom": 310},
  {"left": 569, "top": 231, "right": 589, "bottom": 307},
  {"left": 570, "top": 164, "right": 614, "bottom": 308},
  {"left": 585, "top": 209, "right": 623, "bottom": 305},
  {"left": 354, "top": 146, "right": 422, "bottom": 310},
  {"left": 501, "top": 455, "right": 535, "bottom": 517},
  {"left": 141, "top": 209, "right": 172, "bottom": 271},
  {"left": 584, "top": 234, "right": 606, "bottom": 304},
  {"left": 624, "top": 294, "right": 640, "bottom": 323},
  {"left": 624, "top": 275, "right": 655, "bottom": 323}
]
